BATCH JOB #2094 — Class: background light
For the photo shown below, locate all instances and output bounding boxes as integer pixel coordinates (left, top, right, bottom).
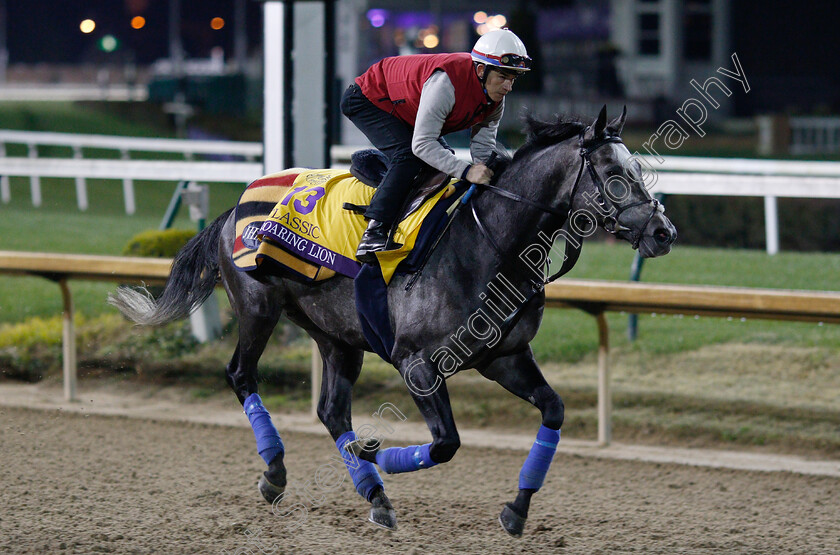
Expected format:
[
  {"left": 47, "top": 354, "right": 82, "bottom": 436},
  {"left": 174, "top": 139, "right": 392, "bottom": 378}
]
[
  {"left": 367, "top": 9, "right": 387, "bottom": 28},
  {"left": 211, "top": 17, "right": 225, "bottom": 30},
  {"left": 80, "top": 19, "right": 95, "bottom": 34},
  {"left": 475, "top": 13, "right": 507, "bottom": 34},
  {"left": 131, "top": 16, "right": 146, "bottom": 30},
  {"left": 422, "top": 34, "right": 439, "bottom": 49},
  {"left": 99, "top": 35, "right": 118, "bottom": 52}
]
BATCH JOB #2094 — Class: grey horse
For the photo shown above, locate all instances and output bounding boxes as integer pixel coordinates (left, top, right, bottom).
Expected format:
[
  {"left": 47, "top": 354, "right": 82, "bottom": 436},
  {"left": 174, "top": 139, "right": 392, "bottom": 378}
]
[{"left": 109, "top": 106, "right": 676, "bottom": 537}]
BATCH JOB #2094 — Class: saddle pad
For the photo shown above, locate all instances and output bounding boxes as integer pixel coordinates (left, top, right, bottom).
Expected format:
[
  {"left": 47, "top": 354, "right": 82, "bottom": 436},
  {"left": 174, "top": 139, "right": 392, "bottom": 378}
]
[
  {"left": 257, "top": 168, "right": 457, "bottom": 284},
  {"left": 233, "top": 168, "right": 300, "bottom": 270},
  {"left": 232, "top": 168, "right": 335, "bottom": 281}
]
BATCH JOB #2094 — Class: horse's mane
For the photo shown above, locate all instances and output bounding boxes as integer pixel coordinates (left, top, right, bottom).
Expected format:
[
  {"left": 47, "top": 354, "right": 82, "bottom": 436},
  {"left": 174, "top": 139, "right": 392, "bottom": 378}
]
[
  {"left": 513, "top": 113, "right": 588, "bottom": 162},
  {"left": 488, "top": 113, "right": 587, "bottom": 184}
]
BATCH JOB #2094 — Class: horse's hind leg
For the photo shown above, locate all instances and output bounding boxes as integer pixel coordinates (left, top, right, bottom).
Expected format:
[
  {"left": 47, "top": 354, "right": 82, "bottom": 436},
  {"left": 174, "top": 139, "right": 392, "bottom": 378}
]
[
  {"left": 477, "top": 348, "right": 564, "bottom": 538},
  {"left": 311, "top": 333, "right": 396, "bottom": 530},
  {"left": 224, "top": 287, "right": 288, "bottom": 505}
]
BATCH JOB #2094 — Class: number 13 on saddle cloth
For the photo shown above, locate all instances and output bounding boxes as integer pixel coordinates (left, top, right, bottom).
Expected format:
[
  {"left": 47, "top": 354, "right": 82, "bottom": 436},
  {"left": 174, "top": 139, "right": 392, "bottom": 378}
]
[{"left": 232, "top": 168, "right": 457, "bottom": 284}]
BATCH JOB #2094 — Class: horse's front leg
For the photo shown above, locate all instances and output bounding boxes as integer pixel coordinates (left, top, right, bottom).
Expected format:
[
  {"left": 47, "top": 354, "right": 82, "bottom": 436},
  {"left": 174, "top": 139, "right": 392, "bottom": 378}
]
[
  {"left": 348, "top": 356, "right": 460, "bottom": 473},
  {"left": 477, "top": 348, "right": 564, "bottom": 538},
  {"left": 310, "top": 333, "right": 395, "bottom": 530}
]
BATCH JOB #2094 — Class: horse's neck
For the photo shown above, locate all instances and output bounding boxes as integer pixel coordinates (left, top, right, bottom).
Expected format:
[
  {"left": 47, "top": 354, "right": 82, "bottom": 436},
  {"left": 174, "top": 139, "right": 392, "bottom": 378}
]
[{"left": 457, "top": 152, "right": 575, "bottom": 290}]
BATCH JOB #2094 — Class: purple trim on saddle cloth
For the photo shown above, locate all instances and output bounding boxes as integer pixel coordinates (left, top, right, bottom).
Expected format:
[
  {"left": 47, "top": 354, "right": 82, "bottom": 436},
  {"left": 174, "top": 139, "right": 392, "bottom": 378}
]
[{"left": 258, "top": 221, "right": 362, "bottom": 278}]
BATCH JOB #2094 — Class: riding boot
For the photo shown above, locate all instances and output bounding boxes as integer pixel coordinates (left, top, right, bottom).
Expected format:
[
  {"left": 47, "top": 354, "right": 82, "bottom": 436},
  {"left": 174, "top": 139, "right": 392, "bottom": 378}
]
[{"left": 356, "top": 219, "right": 390, "bottom": 263}]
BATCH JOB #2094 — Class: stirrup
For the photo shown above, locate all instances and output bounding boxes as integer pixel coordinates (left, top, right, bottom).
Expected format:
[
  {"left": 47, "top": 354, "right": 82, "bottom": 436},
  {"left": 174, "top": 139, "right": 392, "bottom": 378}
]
[
  {"left": 356, "top": 246, "right": 385, "bottom": 264},
  {"left": 356, "top": 219, "right": 401, "bottom": 263}
]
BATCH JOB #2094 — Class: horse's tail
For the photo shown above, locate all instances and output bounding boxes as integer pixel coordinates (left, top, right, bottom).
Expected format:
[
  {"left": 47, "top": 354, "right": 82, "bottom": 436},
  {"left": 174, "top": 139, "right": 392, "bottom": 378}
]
[{"left": 108, "top": 207, "right": 233, "bottom": 326}]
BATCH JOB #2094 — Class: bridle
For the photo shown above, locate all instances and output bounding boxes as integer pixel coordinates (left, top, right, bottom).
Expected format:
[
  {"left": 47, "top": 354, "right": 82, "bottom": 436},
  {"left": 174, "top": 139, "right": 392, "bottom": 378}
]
[
  {"left": 472, "top": 127, "right": 663, "bottom": 282},
  {"left": 575, "top": 129, "right": 664, "bottom": 250}
]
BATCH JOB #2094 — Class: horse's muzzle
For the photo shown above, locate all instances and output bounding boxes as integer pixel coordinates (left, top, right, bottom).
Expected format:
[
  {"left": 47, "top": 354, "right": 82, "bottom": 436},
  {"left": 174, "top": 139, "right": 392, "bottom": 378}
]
[{"left": 638, "top": 214, "right": 677, "bottom": 258}]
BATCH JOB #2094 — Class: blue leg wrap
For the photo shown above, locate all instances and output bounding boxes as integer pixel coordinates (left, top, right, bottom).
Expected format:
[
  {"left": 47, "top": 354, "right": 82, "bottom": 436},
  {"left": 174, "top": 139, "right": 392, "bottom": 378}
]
[
  {"left": 375, "top": 443, "right": 437, "bottom": 474},
  {"left": 336, "top": 431, "right": 384, "bottom": 502},
  {"left": 518, "top": 425, "right": 560, "bottom": 491},
  {"left": 243, "top": 393, "right": 284, "bottom": 466}
]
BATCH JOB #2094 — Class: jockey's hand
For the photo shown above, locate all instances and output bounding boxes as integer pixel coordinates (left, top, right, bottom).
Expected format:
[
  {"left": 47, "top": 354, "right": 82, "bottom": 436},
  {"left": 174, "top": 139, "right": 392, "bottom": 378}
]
[{"left": 466, "top": 163, "right": 493, "bottom": 185}]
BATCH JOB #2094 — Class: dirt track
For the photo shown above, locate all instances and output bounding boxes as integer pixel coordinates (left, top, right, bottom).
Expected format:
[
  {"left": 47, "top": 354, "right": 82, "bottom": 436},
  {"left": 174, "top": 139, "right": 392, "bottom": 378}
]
[{"left": 1, "top": 406, "right": 839, "bottom": 554}]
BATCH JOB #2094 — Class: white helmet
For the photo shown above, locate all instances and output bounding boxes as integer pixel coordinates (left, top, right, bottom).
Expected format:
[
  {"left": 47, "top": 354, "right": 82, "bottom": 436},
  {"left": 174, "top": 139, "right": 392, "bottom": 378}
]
[{"left": 470, "top": 29, "right": 532, "bottom": 73}]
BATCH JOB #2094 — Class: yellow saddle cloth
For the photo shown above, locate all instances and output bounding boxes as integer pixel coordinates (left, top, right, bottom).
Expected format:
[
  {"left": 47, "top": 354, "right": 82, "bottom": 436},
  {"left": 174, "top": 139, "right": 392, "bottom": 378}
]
[{"left": 250, "top": 168, "right": 455, "bottom": 284}]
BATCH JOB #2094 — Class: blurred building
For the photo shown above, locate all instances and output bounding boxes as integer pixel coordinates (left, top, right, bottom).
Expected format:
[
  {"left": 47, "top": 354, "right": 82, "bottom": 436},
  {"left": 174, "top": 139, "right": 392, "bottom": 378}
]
[
  {"left": 338, "top": 0, "right": 731, "bottom": 136},
  {"left": 610, "top": 0, "right": 730, "bottom": 103},
  {"left": 339, "top": 1, "right": 837, "bottom": 123}
]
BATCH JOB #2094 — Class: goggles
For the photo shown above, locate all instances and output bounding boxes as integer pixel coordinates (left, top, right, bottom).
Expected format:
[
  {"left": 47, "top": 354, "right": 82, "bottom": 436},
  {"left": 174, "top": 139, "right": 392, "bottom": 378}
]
[{"left": 499, "top": 53, "right": 532, "bottom": 70}]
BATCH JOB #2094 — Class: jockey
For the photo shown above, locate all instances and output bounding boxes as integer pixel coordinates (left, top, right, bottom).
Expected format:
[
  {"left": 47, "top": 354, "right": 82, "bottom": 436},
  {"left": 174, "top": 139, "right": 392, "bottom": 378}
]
[{"left": 340, "top": 28, "right": 532, "bottom": 263}]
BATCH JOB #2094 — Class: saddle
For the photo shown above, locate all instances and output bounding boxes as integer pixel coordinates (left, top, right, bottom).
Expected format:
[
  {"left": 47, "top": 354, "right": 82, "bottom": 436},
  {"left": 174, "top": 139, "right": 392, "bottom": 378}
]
[
  {"left": 231, "top": 157, "right": 464, "bottom": 285},
  {"left": 346, "top": 149, "right": 451, "bottom": 221}
]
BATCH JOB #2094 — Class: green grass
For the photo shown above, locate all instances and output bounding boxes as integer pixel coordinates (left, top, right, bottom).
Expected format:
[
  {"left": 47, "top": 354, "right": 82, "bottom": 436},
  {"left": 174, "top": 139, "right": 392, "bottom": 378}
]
[
  {"left": 568, "top": 239, "right": 840, "bottom": 290},
  {"left": 0, "top": 175, "right": 244, "bottom": 324},
  {"left": 622, "top": 127, "right": 840, "bottom": 161},
  {"left": 0, "top": 176, "right": 244, "bottom": 247},
  {"left": 524, "top": 241, "right": 840, "bottom": 362},
  {"left": 0, "top": 101, "right": 175, "bottom": 138}
]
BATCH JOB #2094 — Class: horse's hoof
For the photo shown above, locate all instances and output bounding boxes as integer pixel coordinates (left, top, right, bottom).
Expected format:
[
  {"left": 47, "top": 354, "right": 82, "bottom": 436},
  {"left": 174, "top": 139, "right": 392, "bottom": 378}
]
[
  {"left": 368, "top": 507, "right": 397, "bottom": 531},
  {"left": 368, "top": 489, "right": 397, "bottom": 531},
  {"left": 499, "top": 503, "right": 526, "bottom": 538},
  {"left": 258, "top": 472, "right": 286, "bottom": 504}
]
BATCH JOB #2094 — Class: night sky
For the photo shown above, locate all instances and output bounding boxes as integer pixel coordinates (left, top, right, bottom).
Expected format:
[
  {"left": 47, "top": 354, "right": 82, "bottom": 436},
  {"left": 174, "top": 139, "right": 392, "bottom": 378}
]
[{"left": 6, "top": 0, "right": 263, "bottom": 64}]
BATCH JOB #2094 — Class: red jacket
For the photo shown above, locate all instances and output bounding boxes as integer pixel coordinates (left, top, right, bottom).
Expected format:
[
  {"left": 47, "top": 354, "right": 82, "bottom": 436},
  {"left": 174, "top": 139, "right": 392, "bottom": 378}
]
[{"left": 356, "top": 52, "right": 496, "bottom": 135}]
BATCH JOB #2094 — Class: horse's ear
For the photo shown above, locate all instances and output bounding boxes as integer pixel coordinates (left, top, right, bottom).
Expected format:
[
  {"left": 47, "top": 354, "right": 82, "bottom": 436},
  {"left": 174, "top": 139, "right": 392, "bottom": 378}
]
[
  {"left": 594, "top": 105, "right": 608, "bottom": 136},
  {"left": 607, "top": 105, "right": 627, "bottom": 136},
  {"left": 583, "top": 105, "right": 608, "bottom": 142}
]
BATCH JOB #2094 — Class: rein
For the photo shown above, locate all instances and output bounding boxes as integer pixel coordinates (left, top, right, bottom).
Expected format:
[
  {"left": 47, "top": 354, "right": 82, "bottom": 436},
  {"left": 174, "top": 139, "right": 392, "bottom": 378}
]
[
  {"left": 459, "top": 129, "right": 662, "bottom": 365},
  {"left": 473, "top": 129, "right": 662, "bottom": 280}
]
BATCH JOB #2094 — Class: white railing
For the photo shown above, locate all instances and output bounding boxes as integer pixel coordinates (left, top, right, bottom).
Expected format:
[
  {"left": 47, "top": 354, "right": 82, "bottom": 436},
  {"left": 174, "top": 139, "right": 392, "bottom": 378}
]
[
  {"left": 3, "top": 133, "right": 840, "bottom": 255},
  {"left": 0, "top": 157, "right": 264, "bottom": 182},
  {"left": 639, "top": 155, "right": 840, "bottom": 255},
  {"left": 0, "top": 130, "right": 263, "bottom": 214},
  {"left": 0, "top": 84, "right": 149, "bottom": 102},
  {"left": 789, "top": 117, "right": 840, "bottom": 155}
]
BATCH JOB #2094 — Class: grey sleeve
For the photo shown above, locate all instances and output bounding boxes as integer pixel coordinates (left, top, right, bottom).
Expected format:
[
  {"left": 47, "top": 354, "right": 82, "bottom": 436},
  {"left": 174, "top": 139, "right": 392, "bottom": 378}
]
[
  {"left": 470, "top": 99, "right": 503, "bottom": 163},
  {"left": 412, "top": 71, "right": 471, "bottom": 178}
]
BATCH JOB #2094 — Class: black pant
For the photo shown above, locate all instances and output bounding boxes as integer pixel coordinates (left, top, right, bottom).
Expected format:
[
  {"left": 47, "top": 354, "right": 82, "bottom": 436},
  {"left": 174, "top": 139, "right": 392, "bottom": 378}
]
[{"left": 340, "top": 83, "right": 428, "bottom": 227}]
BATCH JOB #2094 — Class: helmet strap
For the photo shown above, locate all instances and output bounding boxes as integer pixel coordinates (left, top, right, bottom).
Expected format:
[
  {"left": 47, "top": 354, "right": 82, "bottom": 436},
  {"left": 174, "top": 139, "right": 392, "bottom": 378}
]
[{"left": 475, "top": 62, "right": 491, "bottom": 98}]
